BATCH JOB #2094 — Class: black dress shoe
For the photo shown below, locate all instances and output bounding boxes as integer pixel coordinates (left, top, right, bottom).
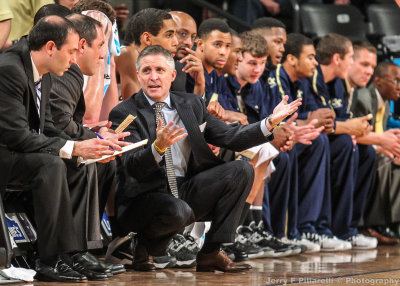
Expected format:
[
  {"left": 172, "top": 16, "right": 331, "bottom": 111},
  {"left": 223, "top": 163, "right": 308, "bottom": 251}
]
[
  {"left": 83, "top": 252, "right": 126, "bottom": 275},
  {"left": 70, "top": 253, "right": 109, "bottom": 280},
  {"left": 132, "top": 244, "right": 156, "bottom": 271},
  {"left": 34, "top": 257, "right": 87, "bottom": 282}
]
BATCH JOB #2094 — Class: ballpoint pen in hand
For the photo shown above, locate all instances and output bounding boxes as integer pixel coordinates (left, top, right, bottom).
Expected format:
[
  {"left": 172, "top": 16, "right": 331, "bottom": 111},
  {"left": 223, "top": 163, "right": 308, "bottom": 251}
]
[{"left": 94, "top": 132, "right": 114, "bottom": 150}]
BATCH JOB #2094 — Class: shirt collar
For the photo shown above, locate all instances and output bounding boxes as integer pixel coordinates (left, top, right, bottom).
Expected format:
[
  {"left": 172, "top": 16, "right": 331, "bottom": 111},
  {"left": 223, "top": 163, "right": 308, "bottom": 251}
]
[
  {"left": 30, "top": 53, "right": 41, "bottom": 83},
  {"left": 143, "top": 91, "right": 172, "bottom": 109}
]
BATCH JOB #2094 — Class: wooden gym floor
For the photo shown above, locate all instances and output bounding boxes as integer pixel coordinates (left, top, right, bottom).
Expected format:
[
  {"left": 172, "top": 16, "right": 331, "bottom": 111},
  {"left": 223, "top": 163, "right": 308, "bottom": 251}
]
[{"left": 9, "top": 245, "right": 400, "bottom": 285}]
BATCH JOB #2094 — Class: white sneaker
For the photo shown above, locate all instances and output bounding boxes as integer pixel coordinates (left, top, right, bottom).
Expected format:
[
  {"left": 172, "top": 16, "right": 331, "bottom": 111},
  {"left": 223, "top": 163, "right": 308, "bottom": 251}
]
[
  {"left": 319, "top": 235, "right": 348, "bottom": 252},
  {"left": 282, "top": 237, "right": 320, "bottom": 253},
  {"left": 340, "top": 239, "right": 352, "bottom": 251},
  {"left": 302, "top": 232, "right": 342, "bottom": 252},
  {"left": 348, "top": 234, "right": 378, "bottom": 249}
]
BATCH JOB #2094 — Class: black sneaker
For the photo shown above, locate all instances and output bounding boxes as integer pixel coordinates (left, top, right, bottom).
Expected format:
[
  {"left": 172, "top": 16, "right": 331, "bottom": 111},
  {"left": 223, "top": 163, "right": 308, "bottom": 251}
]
[
  {"left": 168, "top": 234, "right": 197, "bottom": 268},
  {"left": 183, "top": 233, "right": 200, "bottom": 256},
  {"left": 244, "top": 223, "right": 293, "bottom": 257},
  {"left": 153, "top": 254, "right": 177, "bottom": 269},
  {"left": 105, "top": 232, "right": 135, "bottom": 265},
  {"left": 237, "top": 226, "right": 277, "bottom": 258},
  {"left": 235, "top": 230, "right": 266, "bottom": 259}
]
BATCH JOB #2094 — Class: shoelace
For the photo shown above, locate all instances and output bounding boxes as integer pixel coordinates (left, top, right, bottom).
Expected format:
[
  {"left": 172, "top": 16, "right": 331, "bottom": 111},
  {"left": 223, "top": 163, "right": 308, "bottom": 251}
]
[
  {"left": 248, "top": 231, "right": 264, "bottom": 243},
  {"left": 169, "top": 235, "right": 187, "bottom": 252},
  {"left": 303, "top": 232, "right": 321, "bottom": 243},
  {"left": 184, "top": 235, "right": 199, "bottom": 252},
  {"left": 236, "top": 234, "right": 249, "bottom": 244}
]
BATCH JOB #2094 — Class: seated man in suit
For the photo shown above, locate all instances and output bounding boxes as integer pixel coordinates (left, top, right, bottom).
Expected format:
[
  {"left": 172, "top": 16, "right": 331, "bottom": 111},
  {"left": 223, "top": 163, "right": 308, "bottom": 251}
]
[
  {"left": 109, "top": 45, "right": 301, "bottom": 272},
  {"left": 352, "top": 62, "right": 400, "bottom": 243},
  {"left": 48, "top": 13, "right": 129, "bottom": 274},
  {"left": 0, "top": 16, "right": 125, "bottom": 282}
]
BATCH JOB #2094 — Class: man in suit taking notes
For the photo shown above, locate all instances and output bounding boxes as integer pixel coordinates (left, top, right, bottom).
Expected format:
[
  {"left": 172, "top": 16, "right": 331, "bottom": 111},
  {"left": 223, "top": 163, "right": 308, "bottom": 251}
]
[
  {"left": 0, "top": 16, "right": 124, "bottom": 282},
  {"left": 109, "top": 45, "right": 301, "bottom": 272}
]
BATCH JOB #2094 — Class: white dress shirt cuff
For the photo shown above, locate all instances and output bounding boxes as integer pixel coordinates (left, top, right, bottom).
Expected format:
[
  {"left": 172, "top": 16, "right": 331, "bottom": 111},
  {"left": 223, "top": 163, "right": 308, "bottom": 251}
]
[
  {"left": 260, "top": 119, "right": 273, "bottom": 137},
  {"left": 152, "top": 143, "right": 164, "bottom": 163},
  {"left": 59, "top": 140, "right": 75, "bottom": 159}
]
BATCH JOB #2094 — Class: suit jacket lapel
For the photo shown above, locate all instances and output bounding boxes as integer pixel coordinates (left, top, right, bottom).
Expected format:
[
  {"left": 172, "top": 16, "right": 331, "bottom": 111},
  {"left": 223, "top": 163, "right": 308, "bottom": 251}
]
[
  {"left": 171, "top": 92, "right": 222, "bottom": 173},
  {"left": 171, "top": 93, "right": 200, "bottom": 140},
  {"left": 369, "top": 84, "right": 378, "bottom": 128},
  {"left": 39, "top": 74, "right": 51, "bottom": 132},
  {"left": 135, "top": 90, "right": 157, "bottom": 141},
  {"left": 19, "top": 38, "right": 41, "bottom": 130}
]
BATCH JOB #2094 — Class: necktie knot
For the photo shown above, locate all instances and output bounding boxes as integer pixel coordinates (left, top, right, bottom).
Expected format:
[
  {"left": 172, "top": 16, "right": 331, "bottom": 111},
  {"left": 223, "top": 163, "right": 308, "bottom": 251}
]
[
  {"left": 34, "top": 79, "right": 41, "bottom": 86},
  {"left": 154, "top": 102, "right": 166, "bottom": 112}
]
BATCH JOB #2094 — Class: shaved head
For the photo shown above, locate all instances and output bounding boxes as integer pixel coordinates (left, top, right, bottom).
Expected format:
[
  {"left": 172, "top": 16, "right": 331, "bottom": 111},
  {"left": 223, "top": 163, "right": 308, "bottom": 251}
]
[
  {"left": 170, "top": 11, "right": 196, "bottom": 26},
  {"left": 170, "top": 11, "right": 197, "bottom": 59}
]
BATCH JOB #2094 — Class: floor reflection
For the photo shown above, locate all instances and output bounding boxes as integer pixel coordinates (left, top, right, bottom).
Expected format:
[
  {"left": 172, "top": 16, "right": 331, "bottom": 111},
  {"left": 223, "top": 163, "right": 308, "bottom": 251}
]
[{"left": 13, "top": 246, "right": 400, "bottom": 286}]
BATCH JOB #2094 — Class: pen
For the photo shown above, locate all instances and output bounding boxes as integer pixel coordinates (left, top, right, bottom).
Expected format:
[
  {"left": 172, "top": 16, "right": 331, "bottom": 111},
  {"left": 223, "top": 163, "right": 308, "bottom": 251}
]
[{"left": 94, "top": 132, "right": 114, "bottom": 150}]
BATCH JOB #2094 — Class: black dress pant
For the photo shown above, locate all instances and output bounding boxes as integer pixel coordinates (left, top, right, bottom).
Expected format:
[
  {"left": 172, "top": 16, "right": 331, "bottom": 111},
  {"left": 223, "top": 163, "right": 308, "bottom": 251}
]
[
  {"left": 117, "top": 160, "right": 254, "bottom": 255},
  {"left": 363, "top": 155, "right": 400, "bottom": 226},
  {"left": 8, "top": 152, "right": 94, "bottom": 259},
  {"left": 96, "top": 161, "right": 115, "bottom": 217}
]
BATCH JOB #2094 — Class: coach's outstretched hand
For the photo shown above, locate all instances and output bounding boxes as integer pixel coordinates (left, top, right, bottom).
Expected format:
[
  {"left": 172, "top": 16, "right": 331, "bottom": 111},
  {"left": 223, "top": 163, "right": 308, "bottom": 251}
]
[{"left": 269, "top": 95, "right": 302, "bottom": 127}]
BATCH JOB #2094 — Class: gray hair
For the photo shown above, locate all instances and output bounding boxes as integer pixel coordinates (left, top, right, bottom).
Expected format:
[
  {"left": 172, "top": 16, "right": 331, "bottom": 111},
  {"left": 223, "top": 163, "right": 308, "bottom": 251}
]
[{"left": 136, "top": 45, "right": 175, "bottom": 71}]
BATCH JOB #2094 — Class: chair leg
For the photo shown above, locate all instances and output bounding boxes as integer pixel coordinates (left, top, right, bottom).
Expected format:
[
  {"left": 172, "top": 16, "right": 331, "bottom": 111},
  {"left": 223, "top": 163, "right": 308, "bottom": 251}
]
[{"left": 0, "top": 193, "right": 13, "bottom": 268}]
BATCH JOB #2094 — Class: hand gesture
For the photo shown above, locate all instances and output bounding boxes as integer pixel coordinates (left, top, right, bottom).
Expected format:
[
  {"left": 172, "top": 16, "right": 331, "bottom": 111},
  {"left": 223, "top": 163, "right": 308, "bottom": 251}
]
[
  {"left": 154, "top": 118, "right": 188, "bottom": 153},
  {"left": 180, "top": 49, "right": 205, "bottom": 84},
  {"left": 269, "top": 95, "right": 302, "bottom": 127}
]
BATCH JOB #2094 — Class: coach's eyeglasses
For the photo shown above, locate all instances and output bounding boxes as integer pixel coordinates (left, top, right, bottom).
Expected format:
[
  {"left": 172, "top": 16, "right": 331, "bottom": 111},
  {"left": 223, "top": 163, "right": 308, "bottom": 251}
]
[
  {"left": 176, "top": 30, "right": 197, "bottom": 43},
  {"left": 382, "top": 77, "right": 400, "bottom": 86}
]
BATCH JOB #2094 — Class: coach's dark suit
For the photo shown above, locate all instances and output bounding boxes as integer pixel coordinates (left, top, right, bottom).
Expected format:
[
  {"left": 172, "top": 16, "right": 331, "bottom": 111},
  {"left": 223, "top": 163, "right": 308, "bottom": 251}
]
[
  {"left": 0, "top": 37, "right": 94, "bottom": 259},
  {"left": 48, "top": 64, "right": 115, "bottom": 219},
  {"left": 351, "top": 84, "right": 400, "bottom": 227},
  {"left": 109, "top": 90, "right": 272, "bottom": 255}
]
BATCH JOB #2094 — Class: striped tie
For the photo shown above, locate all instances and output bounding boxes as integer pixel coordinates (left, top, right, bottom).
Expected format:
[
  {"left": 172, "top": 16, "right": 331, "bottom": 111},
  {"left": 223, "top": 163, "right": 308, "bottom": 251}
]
[
  {"left": 34, "top": 79, "right": 42, "bottom": 116},
  {"left": 154, "top": 102, "right": 179, "bottom": 198}
]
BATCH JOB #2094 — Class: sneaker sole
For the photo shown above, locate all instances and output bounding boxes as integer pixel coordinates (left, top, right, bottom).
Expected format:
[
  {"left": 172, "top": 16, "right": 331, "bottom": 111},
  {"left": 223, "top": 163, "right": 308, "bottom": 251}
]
[
  {"left": 154, "top": 261, "right": 177, "bottom": 269},
  {"left": 247, "top": 251, "right": 266, "bottom": 259},
  {"left": 320, "top": 246, "right": 346, "bottom": 252},
  {"left": 351, "top": 245, "right": 377, "bottom": 250},
  {"left": 304, "top": 247, "right": 321, "bottom": 253},
  {"left": 175, "top": 259, "right": 196, "bottom": 268}
]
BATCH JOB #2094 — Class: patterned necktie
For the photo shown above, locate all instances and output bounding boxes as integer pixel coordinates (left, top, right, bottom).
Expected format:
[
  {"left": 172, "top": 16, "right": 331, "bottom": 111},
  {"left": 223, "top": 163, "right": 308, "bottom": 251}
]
[
  {"left": 34, "top": 79, "right": 42, "bottom": 116},
  {"left": 154, "top": 102, "right": 179, "bottom": 198}
]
